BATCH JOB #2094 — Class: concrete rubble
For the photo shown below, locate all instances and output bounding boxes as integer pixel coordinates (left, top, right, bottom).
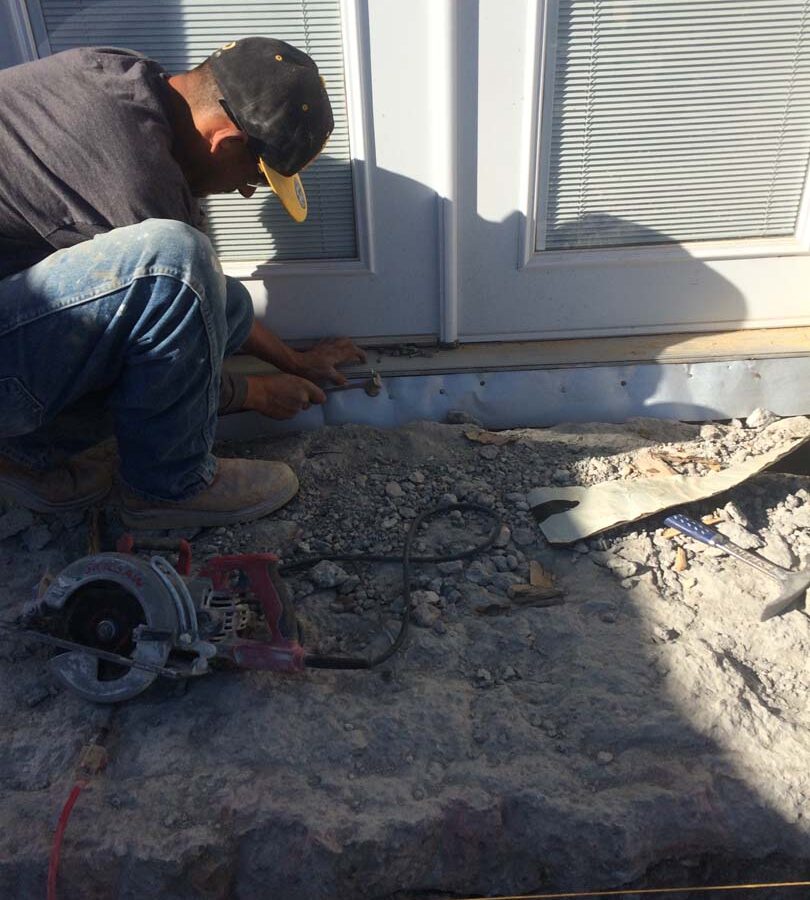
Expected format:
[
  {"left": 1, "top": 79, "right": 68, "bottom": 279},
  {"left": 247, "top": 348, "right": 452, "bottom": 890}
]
[{"left": 0, "top": 412, "right": 809, "bottom": 898}]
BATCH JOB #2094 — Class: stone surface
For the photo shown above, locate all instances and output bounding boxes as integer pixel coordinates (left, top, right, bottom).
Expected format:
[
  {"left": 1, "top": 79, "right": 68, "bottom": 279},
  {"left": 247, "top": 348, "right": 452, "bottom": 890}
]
[
  {"left": 21, "top": 524, "right": 52, "bottom": 552},
  {"left": 309, "top": 560, "right": 351, "bottom": 588},
  {"left": 760, "top": 531, "right": 796, "bottom": 569},
  {"left": 0, "top": 417, "right": 809, "bottom": 899},
  {"left": 715, "top": 521, "right": 763, "bottom": 550},
  {"left": 0, "top": 508, "right": 34, "bottom": 542}
]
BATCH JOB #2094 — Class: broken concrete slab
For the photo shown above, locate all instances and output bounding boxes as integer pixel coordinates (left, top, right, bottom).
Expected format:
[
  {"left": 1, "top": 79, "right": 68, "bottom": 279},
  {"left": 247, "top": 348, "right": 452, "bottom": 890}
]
[{"left": 0, "top": 418, "right": 808, "bottom": 898}]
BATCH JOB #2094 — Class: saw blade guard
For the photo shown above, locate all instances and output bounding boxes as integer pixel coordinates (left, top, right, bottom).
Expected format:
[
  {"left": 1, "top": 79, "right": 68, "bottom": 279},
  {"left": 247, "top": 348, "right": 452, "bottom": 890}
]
[{"left": 32, "top": 553, "right": 194, "bottom": 703}]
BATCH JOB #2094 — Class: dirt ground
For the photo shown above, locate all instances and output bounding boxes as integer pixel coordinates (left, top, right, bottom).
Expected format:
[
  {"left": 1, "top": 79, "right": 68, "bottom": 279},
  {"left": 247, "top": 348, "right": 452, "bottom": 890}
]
[{"left": 1, "top": 413, "right": 809, "bottom": 899}]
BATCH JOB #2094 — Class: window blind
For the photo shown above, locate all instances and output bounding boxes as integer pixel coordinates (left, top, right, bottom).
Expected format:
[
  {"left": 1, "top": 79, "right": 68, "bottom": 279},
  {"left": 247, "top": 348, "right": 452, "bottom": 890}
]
[
  {"left": 540, "top": 0, "right": 810, "bottom": 251},
  {"left": 35, "top": 0, "right": 356, "bottom": 262}
]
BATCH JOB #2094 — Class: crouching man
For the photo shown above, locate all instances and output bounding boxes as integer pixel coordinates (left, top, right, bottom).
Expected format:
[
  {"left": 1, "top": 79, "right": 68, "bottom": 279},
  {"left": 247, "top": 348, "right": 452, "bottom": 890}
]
[{"left": 0, "top": 37, "right": 365, "bottom": 528}]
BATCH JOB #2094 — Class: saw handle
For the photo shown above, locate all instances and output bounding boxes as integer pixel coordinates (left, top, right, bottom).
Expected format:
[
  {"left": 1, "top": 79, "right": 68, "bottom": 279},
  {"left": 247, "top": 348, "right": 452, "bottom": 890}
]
[
  {"left": 664, "top": 514, "right": 727, "bottom": 547},
  {"left": 117, "top": 534, "right": 192, "bottom": 575}
]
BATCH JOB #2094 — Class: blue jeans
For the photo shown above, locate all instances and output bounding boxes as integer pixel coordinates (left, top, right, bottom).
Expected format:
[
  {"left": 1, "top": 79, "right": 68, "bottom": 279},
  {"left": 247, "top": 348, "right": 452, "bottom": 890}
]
[{"left": 0, "top": 220, "right": 253, "bottom": 500}]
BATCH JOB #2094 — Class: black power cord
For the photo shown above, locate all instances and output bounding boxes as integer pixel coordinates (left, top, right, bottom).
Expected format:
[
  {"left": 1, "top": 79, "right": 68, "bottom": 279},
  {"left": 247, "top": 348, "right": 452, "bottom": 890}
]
[
  {"left": 0, "top": 503, "right": 503, "bottom": 676},
  {"left": 278, "top": 502, "right": 502, "bottom": 670}
]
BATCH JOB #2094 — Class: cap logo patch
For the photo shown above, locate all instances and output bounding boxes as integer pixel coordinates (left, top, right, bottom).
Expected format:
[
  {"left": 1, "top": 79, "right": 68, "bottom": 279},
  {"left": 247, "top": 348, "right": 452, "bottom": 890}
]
[
  {"left": 275, "top": 54, "right": 283, "bottom": 61},
  {"left": 222, "top": 41, "right": 236, "bottom": 50}
]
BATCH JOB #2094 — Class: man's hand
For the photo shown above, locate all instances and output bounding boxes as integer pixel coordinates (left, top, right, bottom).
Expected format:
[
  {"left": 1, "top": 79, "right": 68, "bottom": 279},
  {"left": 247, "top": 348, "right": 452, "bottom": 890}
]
[
  {"left": 293, "top": 338, "right": 367, "bottom": 386},
  {"left": 244, "top": 373, "right": 326, "bottom": 420},
  {"left": 240, "top": 321, "right": 367, "bottom": 386}
]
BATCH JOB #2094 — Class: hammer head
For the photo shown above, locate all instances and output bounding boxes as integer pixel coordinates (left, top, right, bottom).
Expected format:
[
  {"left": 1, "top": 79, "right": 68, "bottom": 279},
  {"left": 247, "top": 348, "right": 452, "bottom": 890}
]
[
  {"left": 760, "top": 572, "right": 810, "bottom": 621},
  {"left": 365, "top": 370, "right": 382, "bottom": 397}
]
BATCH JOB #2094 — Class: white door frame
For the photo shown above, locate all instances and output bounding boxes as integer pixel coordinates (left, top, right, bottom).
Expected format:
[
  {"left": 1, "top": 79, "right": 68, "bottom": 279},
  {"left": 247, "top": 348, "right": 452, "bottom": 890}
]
[
  {"left": 461, "top": 0, "right": 810, "bottom": 342},
  {"left": 522, "top": 0, "right": 810, "bottom": 269}
]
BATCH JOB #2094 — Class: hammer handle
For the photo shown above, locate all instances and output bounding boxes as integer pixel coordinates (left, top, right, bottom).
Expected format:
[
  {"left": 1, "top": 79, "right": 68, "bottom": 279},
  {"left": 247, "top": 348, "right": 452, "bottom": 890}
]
[
  {"left": 665, "top": 514, "right": 726, "bottom": 547},
  {"left": 324, "top": 381, "right": 366, "bottom": 394}
]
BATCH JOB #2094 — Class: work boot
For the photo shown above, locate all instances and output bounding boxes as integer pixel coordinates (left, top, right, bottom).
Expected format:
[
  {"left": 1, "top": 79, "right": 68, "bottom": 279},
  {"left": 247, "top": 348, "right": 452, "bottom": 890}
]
[
  {"left": 119, "top": 457, "right": 299, "bottom": 529},
  {"left": 0, "top": 455, "right": 112, "bottom": 512}
]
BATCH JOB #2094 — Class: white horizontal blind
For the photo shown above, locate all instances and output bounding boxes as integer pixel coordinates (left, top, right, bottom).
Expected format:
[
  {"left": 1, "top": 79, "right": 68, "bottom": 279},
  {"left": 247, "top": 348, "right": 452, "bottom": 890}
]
[
  {"left": 34, "top": 0, "right": 356, "bottom": 261},
  {"left": 539, "top": 0, "right": 810, "bottom": 251}
]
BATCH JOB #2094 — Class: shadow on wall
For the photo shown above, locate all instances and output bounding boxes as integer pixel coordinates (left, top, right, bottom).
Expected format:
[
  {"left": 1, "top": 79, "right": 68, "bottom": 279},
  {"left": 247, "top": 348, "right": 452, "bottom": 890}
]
[
  {"left": 249, "top": 153, "right": 359, "bottom": 262},
  {"left": 246, "top": 156, "right": 747, "bottom": 429}
]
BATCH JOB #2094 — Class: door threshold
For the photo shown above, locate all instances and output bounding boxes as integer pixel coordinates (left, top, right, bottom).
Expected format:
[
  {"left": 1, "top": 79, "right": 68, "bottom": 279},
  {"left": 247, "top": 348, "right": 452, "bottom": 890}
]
[
  {"left": 227, "top": 326, "right": 810, "bottom": 379},
  {"left": 219, "top": 326, "right": 810, "bottom": 439}
]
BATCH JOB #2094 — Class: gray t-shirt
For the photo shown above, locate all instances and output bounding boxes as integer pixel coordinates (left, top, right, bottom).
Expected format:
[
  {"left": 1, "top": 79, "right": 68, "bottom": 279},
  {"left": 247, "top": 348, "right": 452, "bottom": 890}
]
[
  {"left": 0, "top": 47, "right": 249, "bottom": 413},
  {"left": 0, "top": 47, "right": 202, "bottom": 279}
]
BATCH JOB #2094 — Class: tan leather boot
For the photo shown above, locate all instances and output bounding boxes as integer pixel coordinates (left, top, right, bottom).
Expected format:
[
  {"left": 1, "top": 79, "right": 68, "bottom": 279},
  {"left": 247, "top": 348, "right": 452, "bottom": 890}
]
[
  {"left": 0, "top": 455, "right": 112, "bottom": 512},
  {"left": 120, "top": 457, "right": 299, "bottom": 529}
]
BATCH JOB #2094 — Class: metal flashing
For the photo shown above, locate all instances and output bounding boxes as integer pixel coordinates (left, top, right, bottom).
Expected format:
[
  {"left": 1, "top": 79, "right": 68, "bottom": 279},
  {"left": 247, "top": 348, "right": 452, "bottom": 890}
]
[{"left": 216, "top": 352, "right": 810, "bottom": 441}]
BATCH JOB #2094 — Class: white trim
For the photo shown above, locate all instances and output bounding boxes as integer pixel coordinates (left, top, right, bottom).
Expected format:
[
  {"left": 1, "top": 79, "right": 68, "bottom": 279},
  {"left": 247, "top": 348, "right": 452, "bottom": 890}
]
[
  {"left": 437, "top": 196, "right": 458, "bottom": 344},
  {"left": 795, "top": 155, "right": 810, "bottom": 248},
  {"left": 224, "top": 257, "right": 371, "bottom": 280},
  {"left": 454, "top": 315, "right": 810, "bottom": 345},
  {"left": 17, "top": 0, "right": 51, "bottom": 58},
  {"left": 8, "top": 0, "right": 39, "bottom": 60},
  {"left": 340, "top": 0, "right": 376, "bottom": 273},
  {"left": 520, "top": 0, "right": 554, "bottom": 265},
  {"left": 437, "top": 0, "right": 459, "bottom": 345},
  {"left": 523, "top": 236, "right": 810, "bottom": 270}
]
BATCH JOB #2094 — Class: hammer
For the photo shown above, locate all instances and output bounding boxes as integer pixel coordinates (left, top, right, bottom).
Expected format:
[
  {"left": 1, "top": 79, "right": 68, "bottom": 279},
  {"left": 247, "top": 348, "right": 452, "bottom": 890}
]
[
  {"left": 324, "top": 370, "right": 382, "bottom": 398},
  {"left": 664, "top": 514, "right": 810, "bottom": 621}
]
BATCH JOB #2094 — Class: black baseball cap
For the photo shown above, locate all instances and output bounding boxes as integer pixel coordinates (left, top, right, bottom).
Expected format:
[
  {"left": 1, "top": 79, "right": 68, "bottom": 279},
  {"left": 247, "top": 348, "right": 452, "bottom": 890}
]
[{"left": 209, "top": 37, "right": 334, "bottom": 222}]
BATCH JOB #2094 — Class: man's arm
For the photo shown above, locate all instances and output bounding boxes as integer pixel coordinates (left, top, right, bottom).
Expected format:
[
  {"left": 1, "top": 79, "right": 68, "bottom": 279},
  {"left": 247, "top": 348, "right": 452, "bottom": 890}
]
[
  {"left": 221, "top": 319, "right": 367, "bottom": 419},
  {"left": 239, "top": 318, "right": 303, "bottom": 374},
  {"left": 240, "top": 318, "right": 367, "bottom": 386}
]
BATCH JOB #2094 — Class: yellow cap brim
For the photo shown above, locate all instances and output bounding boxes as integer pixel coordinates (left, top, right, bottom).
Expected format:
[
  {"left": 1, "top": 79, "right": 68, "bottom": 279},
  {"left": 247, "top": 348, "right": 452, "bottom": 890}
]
[{"left": 258, "top": 159, "right": 308, "bottom": 223}]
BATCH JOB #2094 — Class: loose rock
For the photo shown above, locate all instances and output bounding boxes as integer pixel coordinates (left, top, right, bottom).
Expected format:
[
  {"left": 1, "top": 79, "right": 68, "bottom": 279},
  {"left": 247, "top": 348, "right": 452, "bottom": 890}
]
[
  {"left": 22, "top": 524, "right": 52, "bottom": 552},
  {"left": 715, "top": 521, "right": 762, "bottom": 550},
  {"left": 0, "top": 508, "right": 35, "bottom": 542},
  {"left": 309, "top": 560, "right": 351, "bottom": 588},
  {"left": 746, "top": 408, "right": 779, "bottom": 429}
]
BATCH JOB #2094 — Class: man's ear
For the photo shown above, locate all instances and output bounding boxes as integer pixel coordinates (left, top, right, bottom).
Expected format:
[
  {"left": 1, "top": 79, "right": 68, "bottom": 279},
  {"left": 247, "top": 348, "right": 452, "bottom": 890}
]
[{"left": 209, "top": 124, "right": 246, "bottom": 156}]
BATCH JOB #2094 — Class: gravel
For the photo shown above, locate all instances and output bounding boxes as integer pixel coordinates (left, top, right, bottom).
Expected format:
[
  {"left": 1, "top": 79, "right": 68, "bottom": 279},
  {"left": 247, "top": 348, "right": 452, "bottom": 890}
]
[{"left": 0, "top": 415, "right": 808, "bottom": 899}]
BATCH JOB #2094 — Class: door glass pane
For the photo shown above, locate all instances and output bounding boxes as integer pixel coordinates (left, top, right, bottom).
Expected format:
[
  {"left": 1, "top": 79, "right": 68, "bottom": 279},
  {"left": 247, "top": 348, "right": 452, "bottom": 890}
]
[
  {"left": 35, "top": 0, "right": 356, "bottom": 261},
  {"left": 538, "top": 0, "right": 810, "bottom": 250}
]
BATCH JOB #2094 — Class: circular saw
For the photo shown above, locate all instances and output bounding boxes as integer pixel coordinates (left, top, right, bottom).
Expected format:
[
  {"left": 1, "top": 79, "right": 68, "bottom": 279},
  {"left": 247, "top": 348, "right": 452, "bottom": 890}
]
[{"left": 23, "top": 537, "right": 305, "bottom": 703}]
